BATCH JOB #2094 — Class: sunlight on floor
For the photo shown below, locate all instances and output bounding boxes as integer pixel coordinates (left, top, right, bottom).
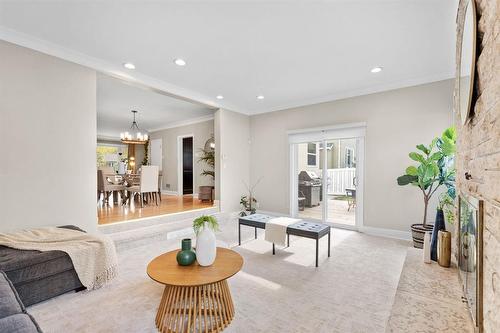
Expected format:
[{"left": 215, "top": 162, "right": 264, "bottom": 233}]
[{"left": 237, "top": 271, "right": 282, "bottom": 290}]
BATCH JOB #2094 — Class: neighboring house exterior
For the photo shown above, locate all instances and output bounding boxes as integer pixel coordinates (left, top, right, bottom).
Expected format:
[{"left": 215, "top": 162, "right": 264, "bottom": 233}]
[{"left": 297, "top": 139, "right": 357, "bottom": 175}]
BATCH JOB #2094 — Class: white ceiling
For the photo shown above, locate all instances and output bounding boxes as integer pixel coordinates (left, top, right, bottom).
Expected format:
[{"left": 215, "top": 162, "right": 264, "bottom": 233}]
[
  {"left": 96, "top": 74, "right": 214, "bottom": 138},
  {"left": 0, "top": 1, "right": 458, "bottom": 115}
]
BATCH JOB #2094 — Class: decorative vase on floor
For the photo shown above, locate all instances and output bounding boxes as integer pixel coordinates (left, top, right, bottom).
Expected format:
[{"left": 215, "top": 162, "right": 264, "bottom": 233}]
[
  {"left": 176, "top": 238, "right": 196, "bottom": 266},
  {"left": 423, "top": 232, "right": 431, "bottom": 263},
  {"left": 437, "top": 230, "right": 451, "bottom": 267},
  {"left": 196, "top": 222, "right": 216, "bottom": 266},
  {"left": 430, "top": 209, "right": 446, "bottom": 261}
]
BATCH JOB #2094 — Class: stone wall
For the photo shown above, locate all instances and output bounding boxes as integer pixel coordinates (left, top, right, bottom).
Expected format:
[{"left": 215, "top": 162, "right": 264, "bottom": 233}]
[{"left": 455, "top": 0, "right": 499, "bottom": 332}]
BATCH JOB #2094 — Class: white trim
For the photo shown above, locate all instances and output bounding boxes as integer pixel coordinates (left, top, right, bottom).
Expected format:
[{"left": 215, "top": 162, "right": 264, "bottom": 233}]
[
  {"left": 248, "top": 73, "right": 454, "bottom": 115},
  {"left": 257, "top": 210, "right": 410, "bottom": 241},
  {"left": 287, "top": 122, "right": 367, "bottom": 135},
  {"left": 289, "top": 144, "right": 298, "bottom": 218},
  {"left": 354, "top": 137, "right": 365, "bottom": 230},
  {"left": 96, "top": 141, "right": 127, "bottom": 148},
  {"left": 149, "top": 115, "right": 215, "bottom": 133},
  {"left": 177, "top": 134, "right": 195, "bottom": 196},
  {"left": 97, "top": 135, "right": 123, "bottom": 143},
  {"left": 0, "top": 27, "right": 224, "bottom": 111},
  {"left": 359, "top": 226, "right": 412, "bottom": 241},
  {"left": 0, "top": 27, "right": 454, "bottom": 117},
  {"left": 161, "top": 190, "right": 180, "bottom": 196},
  {"left": 288, "top": 123, "right": 366, "bottom": 144}
]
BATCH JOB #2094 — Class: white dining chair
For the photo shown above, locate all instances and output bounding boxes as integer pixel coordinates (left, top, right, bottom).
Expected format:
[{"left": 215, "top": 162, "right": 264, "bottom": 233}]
[{"left": 126, "top": 165, "right": 159, "bottom": 207}]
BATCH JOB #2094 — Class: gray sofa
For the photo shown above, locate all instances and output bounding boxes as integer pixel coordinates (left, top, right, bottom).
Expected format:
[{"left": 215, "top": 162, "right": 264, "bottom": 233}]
[
  {"left": 0, "top": 225, "right": 85, "bottom": 306},
  {"left": 0, "top": 271, "right": 42, "bottom": 333}
]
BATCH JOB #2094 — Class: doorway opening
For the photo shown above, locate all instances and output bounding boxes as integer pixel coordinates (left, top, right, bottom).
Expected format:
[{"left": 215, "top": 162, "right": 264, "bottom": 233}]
[
  {"left": 181, "top": 136, "right": 194, "bottom": 195},
  {"left": 289, "top": 124, "right": 365, "bottom": 230}
]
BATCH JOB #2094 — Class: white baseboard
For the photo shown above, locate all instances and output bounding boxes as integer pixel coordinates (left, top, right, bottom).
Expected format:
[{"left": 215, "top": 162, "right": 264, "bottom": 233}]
[
  {"left": 255, "top": 210, "right": 289, "bottom": 217},
  {"left": 161, "top": 190, "right": 179, "bottom": 195},
  {"left": 359, "top": 226, "right": 411, "bottom": 241},
  {"left": 254, "top": 210, "right": 411, "bottom": 241},
  {"left": 161, "top": 190, "right": 200, "bottom": 198}
]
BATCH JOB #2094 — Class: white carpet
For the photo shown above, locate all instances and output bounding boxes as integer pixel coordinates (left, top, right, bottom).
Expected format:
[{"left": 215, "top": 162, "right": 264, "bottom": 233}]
[{"left": 29, "top": 219, "right": 409, "bottom": 333}]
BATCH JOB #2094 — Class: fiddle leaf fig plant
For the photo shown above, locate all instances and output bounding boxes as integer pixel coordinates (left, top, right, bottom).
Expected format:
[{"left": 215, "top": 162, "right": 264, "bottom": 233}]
[{"left": 397, "top": 127, "right": 456, "bottom": 227}]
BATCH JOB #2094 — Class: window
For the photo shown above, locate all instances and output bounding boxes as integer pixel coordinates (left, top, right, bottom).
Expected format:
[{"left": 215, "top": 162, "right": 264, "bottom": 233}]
[
  {"left": 96, "top": 144, "right": 128, "bottom": 172},
  {"left": 345, "top": 147, "right": 354, "bottom": 168},
  {"left": 307, "top": 143, "right": 317, "bottom": 167}
]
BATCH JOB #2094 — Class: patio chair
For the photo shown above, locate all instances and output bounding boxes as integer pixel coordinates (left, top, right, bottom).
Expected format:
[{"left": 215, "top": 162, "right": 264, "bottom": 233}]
[{"left": 346, "top": 188, "right": 356, "bottom": 211}]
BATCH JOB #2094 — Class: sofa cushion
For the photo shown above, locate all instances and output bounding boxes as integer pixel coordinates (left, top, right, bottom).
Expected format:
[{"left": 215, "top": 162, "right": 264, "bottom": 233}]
[
  {"left": 0, "top": 225, "right": 85, "bottom": 286},
  {"left": 15, "top": 269, "right": 83, "bottom": 307},
  {"left": 0, "top": 314, "right": 42, "bottom": 333},
  {"left": 0, "top": 271, "right": 23, "bottom": 318},
  {"left": 0, "top": 247, "right": 75, "bottom": 285}
]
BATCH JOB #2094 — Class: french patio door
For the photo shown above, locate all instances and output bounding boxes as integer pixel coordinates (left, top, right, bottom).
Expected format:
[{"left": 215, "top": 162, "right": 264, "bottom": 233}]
[{"left": 289, "top": 124, "right": 365, "bottom": 230}]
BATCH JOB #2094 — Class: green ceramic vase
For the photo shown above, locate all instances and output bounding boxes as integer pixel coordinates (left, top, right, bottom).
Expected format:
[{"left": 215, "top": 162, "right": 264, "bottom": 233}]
[{"left": 176, "top": 238, "right": 196, "bottom": 266}]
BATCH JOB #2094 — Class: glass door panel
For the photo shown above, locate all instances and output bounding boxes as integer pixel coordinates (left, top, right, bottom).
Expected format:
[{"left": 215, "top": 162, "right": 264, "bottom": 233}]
[
  {"left": 325, "top": 139, "right": 357, "bottom": 226},
  {"left": 296, "top": 141, "right": 323, "bottom": 221}
]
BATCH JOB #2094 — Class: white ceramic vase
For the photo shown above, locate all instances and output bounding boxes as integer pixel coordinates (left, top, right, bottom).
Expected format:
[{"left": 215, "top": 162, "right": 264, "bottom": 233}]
[{"left": 196, "top": 222, "right": 216, "bottom": 266}]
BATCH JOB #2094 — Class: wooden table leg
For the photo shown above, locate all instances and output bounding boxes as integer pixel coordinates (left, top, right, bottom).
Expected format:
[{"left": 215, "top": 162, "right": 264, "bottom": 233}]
[{"left": 156, "top": 280, "right": 235, "bottom": 333}]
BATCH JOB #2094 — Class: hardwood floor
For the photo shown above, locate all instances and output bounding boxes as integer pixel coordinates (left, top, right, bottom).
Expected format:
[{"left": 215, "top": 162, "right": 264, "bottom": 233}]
[{"left": 98, "top": 193, "right": 215, "bottom": 225}]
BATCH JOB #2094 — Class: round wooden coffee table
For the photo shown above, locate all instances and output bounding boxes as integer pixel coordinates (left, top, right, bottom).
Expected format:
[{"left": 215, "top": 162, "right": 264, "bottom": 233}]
[{"left": 147, "top": 247, "right": 243, "bottom": 333}]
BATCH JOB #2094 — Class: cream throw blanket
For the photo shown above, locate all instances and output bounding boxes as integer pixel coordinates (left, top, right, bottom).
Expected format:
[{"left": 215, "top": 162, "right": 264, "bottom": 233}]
[
  {"left": 0, "top": 227, "right": 118, "bottom": 290},
  {"left": 265, "top": 217, "right": 302, "bottom": 246}
]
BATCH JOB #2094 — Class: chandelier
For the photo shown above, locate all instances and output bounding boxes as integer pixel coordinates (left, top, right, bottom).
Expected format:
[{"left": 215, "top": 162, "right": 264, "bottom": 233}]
[{"left": 120, "top": 110, "right": 148, "bottom": 144}]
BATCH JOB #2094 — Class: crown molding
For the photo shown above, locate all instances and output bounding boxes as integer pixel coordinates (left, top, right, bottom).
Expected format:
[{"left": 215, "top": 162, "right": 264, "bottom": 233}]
[
  {"left": 247, "top": 73, "right": 455, "bottom": 115},
  {"left": 0, "top": 27, "right": 229, "bottom": 111},
  {"left": 1, "top": 26, "right": 453, "bottom": 118},
  {"left": 148, "top": 115, "right": 215, "bottom": 133}
]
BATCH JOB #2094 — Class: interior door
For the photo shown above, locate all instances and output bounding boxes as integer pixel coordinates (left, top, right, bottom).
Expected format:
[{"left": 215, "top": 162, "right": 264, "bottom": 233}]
[
  {"left": 182, "top": 137, "right": 193, "bottom": 195},
  {"left": 150, "top": 138, "right": 162, "bottom": 171}
]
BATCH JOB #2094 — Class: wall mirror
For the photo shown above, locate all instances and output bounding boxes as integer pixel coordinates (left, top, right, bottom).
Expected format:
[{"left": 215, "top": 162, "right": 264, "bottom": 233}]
[
  {"left": 458, "top": 0, "right": 477, "bottom": 125},
  {"left": 458, "top": 195, "right": 483, "bottom": 331}
]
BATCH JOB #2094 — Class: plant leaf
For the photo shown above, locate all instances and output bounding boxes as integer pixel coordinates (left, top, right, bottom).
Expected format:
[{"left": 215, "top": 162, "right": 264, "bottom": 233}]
[
  {"left": 406, "top": 166, "right": 418, "bottom": 176},
  {"left": 397, "top": 174, "right": 418, "bottom": 186},
  {"left": 416, "top": 144, "right": 430, "bottom": 155},
  {"left": 442, "top": 127, "right": 456, "bottom": 141},
  {"left": 409, "top": 152, "right": 425, "bottom": 163}
]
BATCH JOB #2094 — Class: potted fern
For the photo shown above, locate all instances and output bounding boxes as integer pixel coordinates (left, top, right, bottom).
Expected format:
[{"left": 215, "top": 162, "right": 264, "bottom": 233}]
[
  {"left": 193, "top": 215, "right": 219, "bottom": 266},
  {"left": 397, "top": 127, "right": 456, "bottom": 248}
]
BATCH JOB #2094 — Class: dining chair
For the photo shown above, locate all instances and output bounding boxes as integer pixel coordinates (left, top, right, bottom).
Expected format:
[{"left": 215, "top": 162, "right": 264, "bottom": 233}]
[
  {"left": 157, "top": 170, "right": 163, "bottom": 202},
  {"left": 97, "top": 168, "right": 125, "bottom": 204},
  {"left": 127, "top": 165, "right": 159, "bottom": 207}
]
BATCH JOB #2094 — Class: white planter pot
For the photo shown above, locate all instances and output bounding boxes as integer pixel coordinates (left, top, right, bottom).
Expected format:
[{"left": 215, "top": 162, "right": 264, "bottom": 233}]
[{"left": 196, "top": 222, "right": 216, "bottom": 266}]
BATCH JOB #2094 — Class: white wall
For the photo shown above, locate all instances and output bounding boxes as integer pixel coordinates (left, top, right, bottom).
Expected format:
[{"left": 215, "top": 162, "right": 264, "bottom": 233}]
[
  {"left": 250, "top": 80, "right": 453, "bottom": 232},
  {"left": 149, "top": 120, "right": 214, "bottom": 194},
  {"left": 216, "top": 109, "right": 250, "bottom": 213},
  {"left": 0, "top": 41, "right": 98, "bottom": 233}
]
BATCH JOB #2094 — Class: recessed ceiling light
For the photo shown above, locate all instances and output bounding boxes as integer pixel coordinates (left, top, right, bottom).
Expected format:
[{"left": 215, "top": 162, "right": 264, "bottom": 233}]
[
  {"left": 257, "top": 95, "right": 265, "bottom": 100},
  {"left": 216, "top": 95, "right": 224, "bottom": 100},
  {"left": 174, "top": 58, "right": 186, "bottom": 66},
  {"left": 370, "top": 66, "right": 383, "bottom": 73},
  {"left": 123, "top": 62, "right": 136, "bottom": 70}
]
